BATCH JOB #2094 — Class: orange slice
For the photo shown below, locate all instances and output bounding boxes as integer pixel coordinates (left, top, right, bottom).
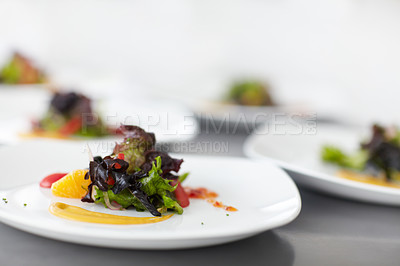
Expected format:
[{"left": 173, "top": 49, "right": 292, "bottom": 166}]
[{"left": 51, "top": 169, "right": 90, "bottom": 198}]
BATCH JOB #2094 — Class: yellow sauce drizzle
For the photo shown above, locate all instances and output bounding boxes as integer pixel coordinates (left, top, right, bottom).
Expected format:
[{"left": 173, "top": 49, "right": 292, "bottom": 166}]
[
  {"left": 49, "top": 202, "right": 173, "bottom": 225},
  {"left": 337, "top": 170, "right": 400, "bottom": 189},
  {"left": 19, "top": 131, "right": 72, "bottom": 140}
]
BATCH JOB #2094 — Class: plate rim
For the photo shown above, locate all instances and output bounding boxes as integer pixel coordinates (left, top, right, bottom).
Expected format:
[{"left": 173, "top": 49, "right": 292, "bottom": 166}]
[
  {"left": 0, "top": 156, "right": 301, "bottom": 247},
  {"left": 243, "top": 128, "right": 400, "bottom": 197}
]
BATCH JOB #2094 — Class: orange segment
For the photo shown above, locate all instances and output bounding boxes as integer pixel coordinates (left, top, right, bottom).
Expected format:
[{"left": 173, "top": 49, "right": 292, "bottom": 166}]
[{"left": 51, "top": 169, "right": 90, "bottom": 198}]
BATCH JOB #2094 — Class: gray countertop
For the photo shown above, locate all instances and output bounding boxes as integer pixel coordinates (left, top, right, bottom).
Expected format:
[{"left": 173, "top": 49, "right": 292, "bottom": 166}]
[{"left": 1, "top": 124, "right": 400, "bottom": 266}]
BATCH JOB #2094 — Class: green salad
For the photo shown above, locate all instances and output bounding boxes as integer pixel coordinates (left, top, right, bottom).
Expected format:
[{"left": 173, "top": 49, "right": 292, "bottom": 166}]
[{"left": 322, "top": 124, "right": 400, "bottom": 182}]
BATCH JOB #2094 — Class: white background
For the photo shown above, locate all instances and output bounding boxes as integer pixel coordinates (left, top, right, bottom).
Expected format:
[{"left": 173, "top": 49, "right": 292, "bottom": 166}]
[{"left": 0, "top": 0, "right": 400, "bottom": 124}]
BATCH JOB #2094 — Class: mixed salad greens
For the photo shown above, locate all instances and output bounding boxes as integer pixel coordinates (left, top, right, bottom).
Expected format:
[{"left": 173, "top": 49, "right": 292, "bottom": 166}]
[
  {"left": 82, "top": 125, "right": 189, "bottom": 216},
  {"left": 0, "top": 52, "right": 46, "bottom": 84},
  {"left": 322, "top": 124, "right": 400, "bottom": 182},
  {"left": 226, "top": 80, "right": 274, "bottom": 106},
  {"left": 33, "top": 92, "right": 112, "bottom": 137}
]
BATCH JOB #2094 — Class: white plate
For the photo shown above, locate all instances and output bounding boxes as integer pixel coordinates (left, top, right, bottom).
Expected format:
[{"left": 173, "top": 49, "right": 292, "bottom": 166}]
[
  {"left": 0, "top": 92, "right": 198, "bottom": 144},
  {"left": 191, "top": 100, "right": 308, "bottom": 125},
  {"left": 0, "top": 86, "right": 51, "bottom": 121},
  {"left": 244, "top": 124, "right": 400, "bottom": 206},
  {"left": 0, "top": 141, "right": 301, "bottom": 249},
  {"left": 100, "top": 97, "right": 198, "bottom": 143}
]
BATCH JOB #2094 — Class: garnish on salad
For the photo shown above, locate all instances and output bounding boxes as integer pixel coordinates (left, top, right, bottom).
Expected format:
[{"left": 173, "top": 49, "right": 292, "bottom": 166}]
[
  {"left": 322, "top": 124, "right": 400, "bottom": 188},
  {"left": 0, "top": 52, "right": 46, "bottom": 84},
  {"left": 26, "top": 91, "right": 117, "bottom": 139},
  {"left": 226, "top": 80, "right": 274, "bottom": 106}
]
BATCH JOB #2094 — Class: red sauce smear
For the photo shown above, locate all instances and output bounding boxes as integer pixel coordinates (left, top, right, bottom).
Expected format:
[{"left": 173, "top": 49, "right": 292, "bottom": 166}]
[
  {"left": 40, "top": 173, "right": 68, "bottom": 188},
  {"left": 184, "top": 187, "right": 238, "bottom": 212}
]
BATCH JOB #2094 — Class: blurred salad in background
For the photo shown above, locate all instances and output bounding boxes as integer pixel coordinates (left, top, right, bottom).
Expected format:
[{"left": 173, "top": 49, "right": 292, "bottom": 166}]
[
  {"left": 322, "top": 124, "right": 400, "bottom": 186},
  {"left": 0, "top": 52, "right": 46, "bottom": 85},
  {"left": 31, "top": 91, "right": 114, "bottom": 138},
  {"left": 226, "top": 80, "right": 274, "bottom": 106}
]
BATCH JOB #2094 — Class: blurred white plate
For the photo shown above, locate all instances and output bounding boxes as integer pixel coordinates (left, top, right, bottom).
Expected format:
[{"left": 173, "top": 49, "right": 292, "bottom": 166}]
[
  {"left": 0, "top": 90, "right": 198, "bottom": 144},
  {"left": 244, "top": 124, "right": 400, "bottom": 206},
  {"left": 191, "top": 100, "right": 309, "bottom": 125},
  {"left": 0, "top": 86, "right": 51, "bottom": 120},
  {"left": 101, "top": 97, "right": 198, "bottom": 142},
  {"left": 0, "top": 141, "right": 301, "bottom": 249}
]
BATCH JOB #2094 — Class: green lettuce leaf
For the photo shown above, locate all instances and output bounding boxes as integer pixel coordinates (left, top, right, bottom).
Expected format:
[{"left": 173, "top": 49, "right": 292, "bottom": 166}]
[
  {"left": 94, "top": 187, "right": 146, "bottom": 212},
  {"left": 178, "top": 172, "right": 189, "bottom": 183},
  {"left": 115, "top": 139, "right": 148, "bottom": 173},
  {"left": 139, "top": 156, "right": 183, "bottom": 214},
  {"left": 321, "top": 145, "right": 368, "bottom": 170},
  {"left": 112, "top": 126, "right": 155, "bottom": 173}
]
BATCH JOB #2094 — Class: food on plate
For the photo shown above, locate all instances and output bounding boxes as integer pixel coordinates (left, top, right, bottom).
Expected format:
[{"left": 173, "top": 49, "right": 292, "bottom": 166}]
[
  {"left": 42, "top": 125, "right": 237, "bottom": 224},
  {"left": 81, "top": 125, "right": 189, "bottom": 217},
  {"left": 226, "top": 80, "right": 274, "bottom": 106},
  {"left": 29, "top": 91, "right": 115, "bottom": 138},
  {"left": 44, "top": 125, "right": 188, "bottom": 219},
  {"left": 0, "top": 52, "right": 46, "bottom": 84},
  {"left": 322, "top": 124, "right": 400, "bottom": 188}
]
